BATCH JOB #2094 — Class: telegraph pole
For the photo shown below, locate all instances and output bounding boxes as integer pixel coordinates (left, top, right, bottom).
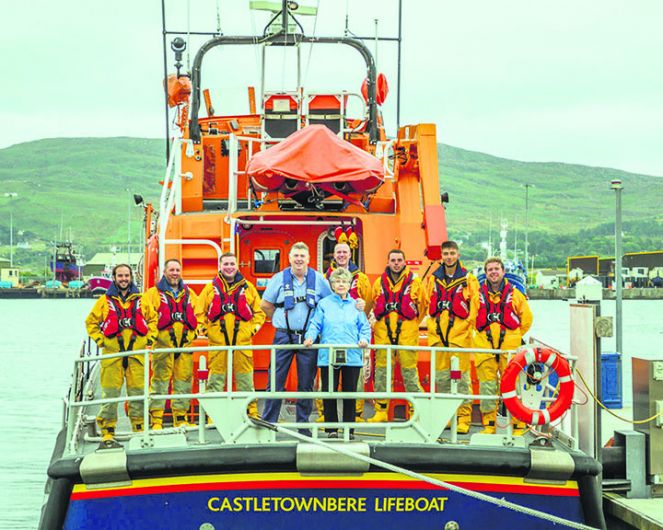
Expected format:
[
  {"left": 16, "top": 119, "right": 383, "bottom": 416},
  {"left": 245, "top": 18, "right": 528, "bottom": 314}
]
[{"left": 611, "top": 179, "right": 623, "bottom": 354}]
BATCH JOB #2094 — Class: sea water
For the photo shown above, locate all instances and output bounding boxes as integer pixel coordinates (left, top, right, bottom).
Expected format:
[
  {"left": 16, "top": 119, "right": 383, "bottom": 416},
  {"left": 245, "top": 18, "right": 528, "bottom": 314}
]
[{"left": 1, "top": 298, "right": 662, "bottom": 529}]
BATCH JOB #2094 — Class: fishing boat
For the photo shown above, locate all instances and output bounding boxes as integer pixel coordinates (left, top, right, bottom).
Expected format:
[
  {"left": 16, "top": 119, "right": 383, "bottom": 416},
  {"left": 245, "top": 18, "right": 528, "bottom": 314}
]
[
  {"left": 50, "top": 241, "right": 83, "bottom": 284},
  {"left": 40, "top": 2, "right": 609, "bottom": 529}
]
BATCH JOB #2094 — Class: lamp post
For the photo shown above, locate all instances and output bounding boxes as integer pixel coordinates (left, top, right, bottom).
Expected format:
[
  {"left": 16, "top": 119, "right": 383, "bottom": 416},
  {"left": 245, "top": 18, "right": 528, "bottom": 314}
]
[
  {"left": 610, "top": 179, "right": 623, "bottom": 354},
  {"left": 125, "top": 188, "right": 132, "bottom": 265},
  {"left": 523, "top": 184, "right": 534, "bottom": 282},
  {"left": 3, "top": 192, "right": 18, "bottom": 267}
]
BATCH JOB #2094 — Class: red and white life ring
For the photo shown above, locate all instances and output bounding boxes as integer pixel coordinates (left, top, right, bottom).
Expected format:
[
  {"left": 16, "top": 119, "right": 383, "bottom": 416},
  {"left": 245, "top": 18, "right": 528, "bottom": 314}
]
[{"left": 500, "top": 346, "right": 575, "bottom": 425}]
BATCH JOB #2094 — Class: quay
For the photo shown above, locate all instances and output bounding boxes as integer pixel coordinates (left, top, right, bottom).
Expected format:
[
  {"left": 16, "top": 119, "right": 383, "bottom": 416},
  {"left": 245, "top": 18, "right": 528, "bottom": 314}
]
[
  {"left": 0, "top": 287, "right": 95, "bottom": 299},
  {"left": 528, "top": 288, "right": 663, "bottom": 300}
]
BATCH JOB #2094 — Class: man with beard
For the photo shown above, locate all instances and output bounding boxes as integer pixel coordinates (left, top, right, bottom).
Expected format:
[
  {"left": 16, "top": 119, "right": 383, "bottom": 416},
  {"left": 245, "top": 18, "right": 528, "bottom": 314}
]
[
  {"left": 86, "top": 264, "right": 157, "bottom": 447},
  {"left": 367, "top": 249, "right": 426, "bottom": 422},
  {"left": 143, "top": 259, "right": 201, "bottom": 428}
]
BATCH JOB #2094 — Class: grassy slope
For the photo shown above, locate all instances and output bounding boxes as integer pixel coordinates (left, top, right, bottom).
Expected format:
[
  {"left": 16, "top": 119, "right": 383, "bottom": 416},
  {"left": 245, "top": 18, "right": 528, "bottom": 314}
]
[
  {"left": 440, "top": 144, "right": 663, "bottom": 235},
  {"left": 0, "top": 137, "right": 661, "bottom": 268}
]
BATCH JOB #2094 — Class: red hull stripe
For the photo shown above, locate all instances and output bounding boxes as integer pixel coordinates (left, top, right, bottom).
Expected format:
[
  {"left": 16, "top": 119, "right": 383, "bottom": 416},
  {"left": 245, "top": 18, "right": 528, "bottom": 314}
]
[{"left": 71, "top": 479, "right": 579, "bottom": 501}]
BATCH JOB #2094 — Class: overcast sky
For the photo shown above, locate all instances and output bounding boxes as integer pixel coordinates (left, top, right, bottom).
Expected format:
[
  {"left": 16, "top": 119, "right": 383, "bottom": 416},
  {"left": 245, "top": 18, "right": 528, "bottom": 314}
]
[{"left": 3, "top": 0, "right": 662, "bottom": 176}]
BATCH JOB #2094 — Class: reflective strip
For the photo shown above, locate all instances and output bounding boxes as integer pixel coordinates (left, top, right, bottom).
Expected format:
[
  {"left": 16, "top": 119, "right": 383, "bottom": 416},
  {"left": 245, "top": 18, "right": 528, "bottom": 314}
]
[
  {"left": 545, "top": 352, "right": 557, "bottom": 367},
  {"left": 502, "top": 390, "right": 518, "bottom": 400},
  {"left": 559, "top": 375, "right": 574, "bottom": 383},
  {"left": 524, "top": 349, "right": 536, "bottom": 366},
  {"left": 531, "top": 411, "right": 540, "bottom": 424},
  {"left": 541, "top": 408, "right": 551, "bottom": 424}
]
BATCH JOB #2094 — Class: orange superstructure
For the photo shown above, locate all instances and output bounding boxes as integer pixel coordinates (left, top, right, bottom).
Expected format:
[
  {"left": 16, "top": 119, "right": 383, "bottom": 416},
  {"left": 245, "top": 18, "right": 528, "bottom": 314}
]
[{"left": 144, "top": 12, "right": 448, "bottom": 394}]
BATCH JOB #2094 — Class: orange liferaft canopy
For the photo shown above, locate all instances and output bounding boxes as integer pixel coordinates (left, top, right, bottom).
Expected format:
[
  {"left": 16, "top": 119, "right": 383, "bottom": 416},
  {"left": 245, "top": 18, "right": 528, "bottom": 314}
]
[{"left": 247, "top": 125, "right": 384, "bottom": 194}]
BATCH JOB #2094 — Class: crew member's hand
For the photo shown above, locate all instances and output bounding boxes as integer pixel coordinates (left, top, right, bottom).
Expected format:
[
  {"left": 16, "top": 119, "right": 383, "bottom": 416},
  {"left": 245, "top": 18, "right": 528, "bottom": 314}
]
[
  {"left": 303, "top": 338, "right": 314, "bottom": 347},
  {"left": 355, "top": 299, "right": 366, "bottom": 312},
  {"left": 358, "top": 339, "right": 369, "bottom": 348}
]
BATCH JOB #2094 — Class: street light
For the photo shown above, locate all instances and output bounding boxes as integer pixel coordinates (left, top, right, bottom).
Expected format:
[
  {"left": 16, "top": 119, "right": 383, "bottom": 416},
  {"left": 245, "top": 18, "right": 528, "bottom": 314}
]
[
  {"left": 610, "top": 178, "right": 623, "bottom": 354},
  {"left": 523, "top": 184, "right": 534, "bottom": 282},
  {"left": 125, "top": 188, "right": 132, "bottom": 265},
  {"left": 3, "top": 192, "right": 18, "bottom": 267}
]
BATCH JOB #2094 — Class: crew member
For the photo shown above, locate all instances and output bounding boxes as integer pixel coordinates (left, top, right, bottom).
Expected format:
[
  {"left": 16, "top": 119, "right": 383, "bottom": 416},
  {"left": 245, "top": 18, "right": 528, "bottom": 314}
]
[
  {"left": 197, "top": 252, "right": 265, "bottom": 418},
  {"left": 424, "top": 241, "right": 478, "bottom": 434},
  {"left": 368, "top": 249, "right": 426, "bottom": 422},
  {"left": 474, "top": 257, "right": 533, "bottom": 435},
  {"left": 85, "top": 264, "right": 157, "bottom": 446},
  {"left": 318, "top": 241, "right": 372, "bottom": 421},
  {"left": 260, "top": 242, "right": 331, "bottom": 434},
  {"left": 143, "top": 259, "right": 200, "bottom": 429}
]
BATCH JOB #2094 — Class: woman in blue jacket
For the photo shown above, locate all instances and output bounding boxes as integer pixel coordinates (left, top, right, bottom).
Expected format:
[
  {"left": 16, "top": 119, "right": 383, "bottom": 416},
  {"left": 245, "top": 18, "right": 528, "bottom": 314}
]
[{"left": 304, "top": 268, "right": 372, "bottom": 438}]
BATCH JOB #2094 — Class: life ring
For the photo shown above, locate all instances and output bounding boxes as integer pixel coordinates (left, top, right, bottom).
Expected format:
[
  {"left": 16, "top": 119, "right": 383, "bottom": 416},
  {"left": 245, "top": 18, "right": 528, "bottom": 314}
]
[{"left": 500, "top": 346, "right": 574, "bottom": 425}]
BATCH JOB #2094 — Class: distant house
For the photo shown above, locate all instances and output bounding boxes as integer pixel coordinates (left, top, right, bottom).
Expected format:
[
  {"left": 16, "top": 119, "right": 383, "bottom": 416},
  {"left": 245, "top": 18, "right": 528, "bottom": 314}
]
[
  {"left": 0, "top": 257, "right": 20, "bottom": 287},
  {"left": 534, "top": 269, "right": 560, "bottom": 289},
  {"left": 83, "top": 252, "right": 142, "bottom": 278}
]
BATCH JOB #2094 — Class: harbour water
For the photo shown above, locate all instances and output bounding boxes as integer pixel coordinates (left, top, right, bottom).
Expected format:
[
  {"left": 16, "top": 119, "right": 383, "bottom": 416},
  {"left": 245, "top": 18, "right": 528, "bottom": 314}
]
[{"left": 1, "top": 298, "right": 661, "bottom": 529}]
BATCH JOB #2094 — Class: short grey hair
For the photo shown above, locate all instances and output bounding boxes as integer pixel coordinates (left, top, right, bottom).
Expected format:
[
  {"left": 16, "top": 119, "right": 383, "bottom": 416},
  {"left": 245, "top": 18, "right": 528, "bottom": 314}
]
[
  {"left": 289, "top": 241, "right": 309, "bottom": 256},
  {"left": 329, "top": 267, "right": 352, "bottom": 284}
]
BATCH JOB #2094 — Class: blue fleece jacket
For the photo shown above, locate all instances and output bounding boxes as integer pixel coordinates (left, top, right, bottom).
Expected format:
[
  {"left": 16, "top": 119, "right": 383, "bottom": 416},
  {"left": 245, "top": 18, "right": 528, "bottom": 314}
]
[{"left": 305, "top": 293, "right": 372, "bottom": 367}]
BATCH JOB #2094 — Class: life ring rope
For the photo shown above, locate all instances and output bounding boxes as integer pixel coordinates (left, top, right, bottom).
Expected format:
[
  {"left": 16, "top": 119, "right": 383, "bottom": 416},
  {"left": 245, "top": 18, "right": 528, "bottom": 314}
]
[{"left": 500, "top": 346, "right": 575, "bottom": 425}]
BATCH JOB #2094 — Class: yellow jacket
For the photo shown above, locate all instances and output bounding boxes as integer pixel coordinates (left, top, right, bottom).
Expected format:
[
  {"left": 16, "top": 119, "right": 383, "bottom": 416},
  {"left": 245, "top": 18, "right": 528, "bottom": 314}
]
[
  {"left": 473, "top": 280, "right": 533, "bottom": 352},
  {"left": 371, "top": 267, "right": 426, "bottom": 347},
  {"left": 143, "top": 282, "right": 202, "bottom": 349},
  {"left": 85, "top": 287, "right": 157, "bottom": 359},
  {"left": 196, "top": 274, "right": 266, "bottom": 346},
  {"left": 424, "top": 267, "right": 479, "bottom": 348}
]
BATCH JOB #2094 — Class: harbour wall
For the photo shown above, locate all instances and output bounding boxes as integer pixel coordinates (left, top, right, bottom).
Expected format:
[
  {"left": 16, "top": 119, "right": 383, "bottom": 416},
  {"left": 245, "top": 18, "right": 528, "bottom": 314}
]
[{"left": 528, "top": 288, "right": 663, "bottom": 300}]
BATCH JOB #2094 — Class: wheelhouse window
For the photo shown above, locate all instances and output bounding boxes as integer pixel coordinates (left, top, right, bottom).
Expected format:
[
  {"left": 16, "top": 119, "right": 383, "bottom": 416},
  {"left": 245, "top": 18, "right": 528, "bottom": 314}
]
[{"left": 254, "top": 249, "right": 280, "bottom": 274}]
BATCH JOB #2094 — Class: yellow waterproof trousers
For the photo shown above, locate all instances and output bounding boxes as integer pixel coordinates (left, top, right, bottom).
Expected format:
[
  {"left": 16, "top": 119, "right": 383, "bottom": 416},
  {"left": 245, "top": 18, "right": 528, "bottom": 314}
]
[
  {"left": 150, "top": 352, "right": 193, "bottom": 413},
  {"left": 97, "top": 356, "right": 145, "bottom": 429},
  {"left": 374, "top": 347, "right": 421, "bottom": 393},
  {"left": 207, "top": 349, "right": 254, "bottom": 393}
]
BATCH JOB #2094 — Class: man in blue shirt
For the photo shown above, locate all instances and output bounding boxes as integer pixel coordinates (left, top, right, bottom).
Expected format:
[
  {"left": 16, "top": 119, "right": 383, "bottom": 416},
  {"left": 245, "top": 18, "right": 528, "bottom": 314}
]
[{"left": 260, "top": 242, "right": 332, "bottom": 434}]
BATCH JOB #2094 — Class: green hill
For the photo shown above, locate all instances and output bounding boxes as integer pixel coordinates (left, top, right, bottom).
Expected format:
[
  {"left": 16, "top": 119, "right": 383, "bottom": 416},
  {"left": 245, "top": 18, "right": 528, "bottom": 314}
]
[
  {"left": 439, "top": 144, "right": 663, "bottom": 264},
  {"left": 0, "top": 137, "right": 661, "bottom": 272}
]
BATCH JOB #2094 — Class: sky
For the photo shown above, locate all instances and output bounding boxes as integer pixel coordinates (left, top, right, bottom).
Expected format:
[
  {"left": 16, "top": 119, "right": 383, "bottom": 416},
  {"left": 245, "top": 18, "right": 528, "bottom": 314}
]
[{"left": 2, "top": 0, "right": 663, "bottom": 176}]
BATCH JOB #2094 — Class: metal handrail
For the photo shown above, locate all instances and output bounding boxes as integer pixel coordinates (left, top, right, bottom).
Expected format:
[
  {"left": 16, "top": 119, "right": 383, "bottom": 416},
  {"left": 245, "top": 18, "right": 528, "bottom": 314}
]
[{"left": 63, "top": 341, "right": 578, "bottom": 454}]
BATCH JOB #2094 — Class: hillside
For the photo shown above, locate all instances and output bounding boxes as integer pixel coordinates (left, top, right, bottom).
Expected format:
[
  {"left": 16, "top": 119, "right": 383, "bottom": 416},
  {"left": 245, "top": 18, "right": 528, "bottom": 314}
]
[{"left": 0, "top": 137, "right": 662, "bottom": 270}]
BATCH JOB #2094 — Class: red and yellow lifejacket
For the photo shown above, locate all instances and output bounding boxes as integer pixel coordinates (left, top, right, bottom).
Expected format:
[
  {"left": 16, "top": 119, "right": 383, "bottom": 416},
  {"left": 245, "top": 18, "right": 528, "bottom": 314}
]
[
  {"left": 476, "top": 281, "right": 520, "bottom": 349},
  {"left": 428, "top": 269, "right": 471, "bottom": 347},
  {"left": 102, "top": 295, "right": 149, "bottom": 338},
  {"left": 428, "top": 277, "right": 470, "bottom": 320},
  {"left": 157, "top": 288, "right": 198, "bottom": 331},
  {"left": 208, "top": 275, "right": 253, "bottom": 323},
  {"left": 374, "top": 270, "right": 418, "bottom": 321}
]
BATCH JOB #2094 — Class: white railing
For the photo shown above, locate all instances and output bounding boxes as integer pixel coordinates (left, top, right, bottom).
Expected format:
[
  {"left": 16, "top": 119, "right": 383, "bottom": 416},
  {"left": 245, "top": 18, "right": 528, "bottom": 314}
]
[
  {"left": 63, "top": 342, "right": 578, "bottom": 455},
  {"left": 158, "top": 137, "right": 226, "bottom": 274}
]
